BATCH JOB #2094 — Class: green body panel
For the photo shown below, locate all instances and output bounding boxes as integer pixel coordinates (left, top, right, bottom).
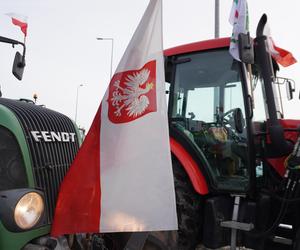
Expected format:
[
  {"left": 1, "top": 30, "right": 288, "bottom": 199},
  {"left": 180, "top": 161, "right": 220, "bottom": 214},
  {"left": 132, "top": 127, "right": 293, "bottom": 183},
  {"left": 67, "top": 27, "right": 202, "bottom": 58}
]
[
  {"left": 0, "top": 104, "right": 34, "bottom": 187},
  {"left": 0, "top": 104, "right": 50, "bottom": 247},
  {"left": 0, "top": 222, "right": 50, "bottom": 250}
]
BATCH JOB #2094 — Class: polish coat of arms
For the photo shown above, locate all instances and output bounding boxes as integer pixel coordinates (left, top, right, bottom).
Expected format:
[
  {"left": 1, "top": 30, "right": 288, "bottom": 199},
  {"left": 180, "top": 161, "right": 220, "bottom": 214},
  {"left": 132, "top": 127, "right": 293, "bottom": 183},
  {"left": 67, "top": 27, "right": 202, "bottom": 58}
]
[{"left": 108, "top": 60, "right": 157, "bottom": 124}]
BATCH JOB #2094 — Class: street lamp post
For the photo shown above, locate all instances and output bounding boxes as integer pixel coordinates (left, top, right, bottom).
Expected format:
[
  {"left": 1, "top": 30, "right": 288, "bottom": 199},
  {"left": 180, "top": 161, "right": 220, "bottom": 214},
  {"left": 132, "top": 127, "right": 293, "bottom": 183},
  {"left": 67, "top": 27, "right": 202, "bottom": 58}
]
[
  {"left": 215, "top": 0, "right": 220, "bottom": 38},
  {"left": 96, "top": 37, "right": 114, "bottom": 79},
  {"left": 75, "top": 84, "right": 83, "bottom": 124}
]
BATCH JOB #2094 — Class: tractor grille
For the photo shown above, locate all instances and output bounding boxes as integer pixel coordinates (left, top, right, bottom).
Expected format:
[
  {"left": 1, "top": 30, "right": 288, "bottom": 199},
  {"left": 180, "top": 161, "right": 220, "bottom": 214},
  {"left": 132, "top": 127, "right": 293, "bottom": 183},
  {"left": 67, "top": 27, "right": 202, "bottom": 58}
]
[{"left": 0, "top": 98, "right": 80, "bottom": 223}]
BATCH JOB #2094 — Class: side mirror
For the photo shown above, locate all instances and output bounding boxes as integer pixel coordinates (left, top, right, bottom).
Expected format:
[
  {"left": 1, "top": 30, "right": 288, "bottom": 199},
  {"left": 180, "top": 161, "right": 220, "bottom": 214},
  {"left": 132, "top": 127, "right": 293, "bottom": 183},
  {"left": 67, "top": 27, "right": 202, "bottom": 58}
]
[
  {"left": 12, "top": 51, "right": 25, "bottom": 80},
  {"left": 0, "top": 36, "right": 26, "bottom": 81},
  {"left": 286, "top": 80, "right": 295, "bottom": 100},
  {"left": 238, "top": 33, "right": 254, "bottom": 64},
  {"left": 276, "top": 77, "right": 296, "bottom": 101}
]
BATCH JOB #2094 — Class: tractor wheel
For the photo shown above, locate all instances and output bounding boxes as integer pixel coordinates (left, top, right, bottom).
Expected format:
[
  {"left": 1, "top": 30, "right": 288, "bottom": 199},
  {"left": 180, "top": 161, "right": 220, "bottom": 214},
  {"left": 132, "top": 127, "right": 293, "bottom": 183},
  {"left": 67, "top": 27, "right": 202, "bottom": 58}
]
[{"left": 142, "top": 158, "right": 204, "bottom": 250}]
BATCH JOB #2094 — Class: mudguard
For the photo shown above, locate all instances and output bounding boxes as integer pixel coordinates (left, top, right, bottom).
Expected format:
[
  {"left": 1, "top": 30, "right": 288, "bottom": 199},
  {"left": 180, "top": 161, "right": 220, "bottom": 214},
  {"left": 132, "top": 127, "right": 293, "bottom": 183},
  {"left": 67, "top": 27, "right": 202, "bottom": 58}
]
[{"left": 170, "top": 137, "right": 209, "bottom": 195}]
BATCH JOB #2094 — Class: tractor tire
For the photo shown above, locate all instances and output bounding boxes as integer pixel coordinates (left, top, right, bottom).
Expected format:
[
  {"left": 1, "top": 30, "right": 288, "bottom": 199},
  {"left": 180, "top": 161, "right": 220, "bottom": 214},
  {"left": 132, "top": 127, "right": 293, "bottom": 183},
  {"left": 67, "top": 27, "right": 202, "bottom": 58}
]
[
  {"left": 172, "top": 158, "right": 203, "bottom": 249},
  {"left": 142, "top": 157, "right": 204, "bottom": 250}
]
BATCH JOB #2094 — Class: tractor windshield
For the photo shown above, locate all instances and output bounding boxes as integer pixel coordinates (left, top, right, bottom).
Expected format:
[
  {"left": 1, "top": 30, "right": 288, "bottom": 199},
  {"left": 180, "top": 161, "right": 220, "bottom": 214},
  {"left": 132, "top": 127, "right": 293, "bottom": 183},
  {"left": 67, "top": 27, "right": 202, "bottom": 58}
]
[{"left": 169, "top": 49, "right": 250, "bottom": 192}]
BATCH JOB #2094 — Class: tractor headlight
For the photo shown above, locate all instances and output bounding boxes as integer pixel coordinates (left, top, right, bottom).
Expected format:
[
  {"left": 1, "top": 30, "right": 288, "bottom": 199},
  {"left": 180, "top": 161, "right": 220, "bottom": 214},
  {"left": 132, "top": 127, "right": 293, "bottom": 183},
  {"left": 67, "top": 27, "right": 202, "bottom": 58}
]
[
  {"left": 0, "top": 189, "right": 45, "bottom": 232},
  {"left": 14, "top": 192, "right": 44, "bottom": 229}
]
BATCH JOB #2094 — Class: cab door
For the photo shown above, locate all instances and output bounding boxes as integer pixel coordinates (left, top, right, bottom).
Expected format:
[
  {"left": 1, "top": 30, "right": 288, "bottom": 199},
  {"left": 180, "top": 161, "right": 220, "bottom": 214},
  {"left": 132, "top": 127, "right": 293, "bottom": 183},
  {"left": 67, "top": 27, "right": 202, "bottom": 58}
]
[{"left": 168, "top": 49, "right": 253, "bottom": 192}]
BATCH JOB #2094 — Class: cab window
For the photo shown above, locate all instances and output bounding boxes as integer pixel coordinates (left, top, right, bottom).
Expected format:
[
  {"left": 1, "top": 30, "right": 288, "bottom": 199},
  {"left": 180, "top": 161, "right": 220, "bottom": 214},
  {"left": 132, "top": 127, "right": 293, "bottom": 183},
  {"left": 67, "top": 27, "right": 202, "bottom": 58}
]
[{"left": 170, "top": 49, "right": 249, "bottom": 192}]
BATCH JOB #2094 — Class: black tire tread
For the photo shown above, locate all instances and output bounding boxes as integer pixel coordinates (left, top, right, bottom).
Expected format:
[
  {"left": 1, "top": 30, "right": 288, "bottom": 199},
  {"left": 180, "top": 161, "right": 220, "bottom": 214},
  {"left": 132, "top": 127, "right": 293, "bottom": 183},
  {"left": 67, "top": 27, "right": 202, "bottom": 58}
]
[{"left": 172, "top": 158, "right": 203, "bottom": 250}]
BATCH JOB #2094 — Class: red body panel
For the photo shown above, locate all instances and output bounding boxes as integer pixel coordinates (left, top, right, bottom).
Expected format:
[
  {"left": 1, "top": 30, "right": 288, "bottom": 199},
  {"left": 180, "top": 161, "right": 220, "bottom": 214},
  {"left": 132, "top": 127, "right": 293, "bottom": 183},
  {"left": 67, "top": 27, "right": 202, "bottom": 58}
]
[
  {"left": 170, "top": 137, "right": 209, "bottom": 195},
  {"left": 266, "top": 119, "right": 300, "bottom": 176},
  {"left": 164, "top": 38, "right": 230, "bottom": 57},
  {"left": 280, "top": 119, "right": 300, "bottom": 141}
]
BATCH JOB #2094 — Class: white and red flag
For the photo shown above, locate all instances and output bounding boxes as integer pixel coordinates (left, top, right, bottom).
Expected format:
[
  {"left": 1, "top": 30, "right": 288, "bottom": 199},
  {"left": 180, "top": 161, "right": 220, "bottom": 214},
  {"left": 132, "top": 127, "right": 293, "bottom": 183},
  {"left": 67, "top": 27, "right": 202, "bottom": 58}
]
[
  {"left": 229, "top": 0, "right": 249, "bottom": 61},
  {"left": 263, "top": 23, "right": 297, "bottom": 67},
  {"left": 51, "top": 0, "right": 177, "bottom": 236},
  {"left": 272, "top": 45, "right": 297, "bottom": 67},
  {"left": 6, "top": 13, "right": 28, "bottom": 37}
]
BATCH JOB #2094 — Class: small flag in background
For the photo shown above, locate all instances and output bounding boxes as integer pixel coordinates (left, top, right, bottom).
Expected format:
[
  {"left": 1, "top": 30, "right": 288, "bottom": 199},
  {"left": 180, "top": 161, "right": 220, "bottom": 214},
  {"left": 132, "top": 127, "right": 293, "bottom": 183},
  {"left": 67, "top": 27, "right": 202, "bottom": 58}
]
[
  {"left": 6, "top": 12, "right": 28, "bottom": 37},
  {"left": 272, "top": 45, "right": 297, "bottom": 67},
  {"left": 51, "top": 0, "right": 177, "bottom": 236},
  {"left": 229, "top": 0, "right": 249, "bottom": 61},
  {"left": 263, "top": 23, "right": 297, "bottom": 67}
]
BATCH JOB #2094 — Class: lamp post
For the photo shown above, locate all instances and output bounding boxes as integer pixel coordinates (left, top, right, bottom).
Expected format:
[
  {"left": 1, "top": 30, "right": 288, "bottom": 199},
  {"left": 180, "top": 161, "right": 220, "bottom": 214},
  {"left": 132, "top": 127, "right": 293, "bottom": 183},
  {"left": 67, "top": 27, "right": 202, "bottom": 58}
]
[
  {"left": 215, "top": 0, "right": 220, "bottom": 38},
  {"left": 96, "top": 37, "right": 114, "bottom": 79},
  {"left": 75, "top": 84, "right": 83, "bottom": 124}
]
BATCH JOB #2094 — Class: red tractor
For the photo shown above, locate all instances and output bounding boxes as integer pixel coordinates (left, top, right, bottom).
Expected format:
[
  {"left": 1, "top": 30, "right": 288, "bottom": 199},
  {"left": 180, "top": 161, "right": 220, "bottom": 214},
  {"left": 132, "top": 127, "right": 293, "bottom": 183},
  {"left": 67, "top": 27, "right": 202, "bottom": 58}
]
[{"left": 160, "top": 14, "right": 300, "bottom": 250}]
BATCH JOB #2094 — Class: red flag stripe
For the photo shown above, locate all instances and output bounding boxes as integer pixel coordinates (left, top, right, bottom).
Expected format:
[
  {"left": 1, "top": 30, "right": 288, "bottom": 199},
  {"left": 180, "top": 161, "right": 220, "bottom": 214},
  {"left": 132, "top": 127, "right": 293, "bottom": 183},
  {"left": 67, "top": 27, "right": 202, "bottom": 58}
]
[
  {"left": 51, "top": 105, "right": 102, "bottom": 236},
  {"left": 11, "top": 17, "right": 28, "bottom": 36},
  {"left": 273, "top": 45, "right": 297, "bottom": 67}
]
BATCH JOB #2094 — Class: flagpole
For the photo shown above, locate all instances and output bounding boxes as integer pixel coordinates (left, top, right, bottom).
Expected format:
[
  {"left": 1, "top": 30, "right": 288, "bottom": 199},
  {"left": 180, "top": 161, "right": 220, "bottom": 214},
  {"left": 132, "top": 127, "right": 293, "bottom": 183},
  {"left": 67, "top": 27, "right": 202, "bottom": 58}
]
[{"left": 215, "top": 0, "right": 220, "bottom": 38}]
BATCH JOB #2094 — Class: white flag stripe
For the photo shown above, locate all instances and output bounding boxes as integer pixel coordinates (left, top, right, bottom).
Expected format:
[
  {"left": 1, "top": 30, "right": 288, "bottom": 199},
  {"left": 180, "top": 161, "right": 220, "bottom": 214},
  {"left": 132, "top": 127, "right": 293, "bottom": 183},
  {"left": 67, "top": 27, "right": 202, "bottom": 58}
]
[
  {"left": 262, "top": 23, "right": 279, "bottom": 56},
  {"left": 6, "top": 12, "right": 28, "bottom": 22},
  {"left": 99, "top": 0, "right": 178, "bottom": 232},
  {"left": 116, "top": 0, "right": 162, "bottom": 72}
]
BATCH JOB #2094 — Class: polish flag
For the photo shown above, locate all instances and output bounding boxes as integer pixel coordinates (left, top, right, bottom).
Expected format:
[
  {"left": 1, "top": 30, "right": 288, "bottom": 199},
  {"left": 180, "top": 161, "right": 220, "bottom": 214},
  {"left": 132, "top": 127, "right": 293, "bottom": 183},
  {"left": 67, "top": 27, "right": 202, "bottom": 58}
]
[
  {"left": 272, "top": 45, "right": 297, "bottom": 67},
  {"left": 271, "top": 42, "right": 297, "bottom": 67},
  {"left": 6, "top": 13, "right": 28, "bottom": 37},
  {"left": 264, "top": 23, "right": 297, "bottom": 67},
  {"left": 51, "top": 0, "right": 178, "bottom": 236}
]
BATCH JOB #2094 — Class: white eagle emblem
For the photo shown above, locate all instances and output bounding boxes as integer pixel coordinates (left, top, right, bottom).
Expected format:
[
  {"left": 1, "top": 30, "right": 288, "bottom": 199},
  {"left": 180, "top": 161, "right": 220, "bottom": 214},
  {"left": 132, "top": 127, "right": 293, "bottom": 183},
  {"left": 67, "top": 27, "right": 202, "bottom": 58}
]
[{"left": 110, "top": 69, "right": 154, "bottom": 118}]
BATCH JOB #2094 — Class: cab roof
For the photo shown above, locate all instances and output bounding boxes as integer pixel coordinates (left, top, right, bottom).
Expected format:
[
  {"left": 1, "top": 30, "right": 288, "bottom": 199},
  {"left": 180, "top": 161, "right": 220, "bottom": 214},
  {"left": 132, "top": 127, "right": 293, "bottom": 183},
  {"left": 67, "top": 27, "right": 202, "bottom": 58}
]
[{"left": 164, "top": 37, "right": 230, "bottom": 57}]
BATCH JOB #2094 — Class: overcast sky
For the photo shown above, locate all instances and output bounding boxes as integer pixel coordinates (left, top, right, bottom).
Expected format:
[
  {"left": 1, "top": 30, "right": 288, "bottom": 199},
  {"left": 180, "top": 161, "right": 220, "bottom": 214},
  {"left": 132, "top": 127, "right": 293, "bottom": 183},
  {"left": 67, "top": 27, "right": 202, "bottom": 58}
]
[{"left": 0, "top": 0, "right": 299, "bottom": 130}]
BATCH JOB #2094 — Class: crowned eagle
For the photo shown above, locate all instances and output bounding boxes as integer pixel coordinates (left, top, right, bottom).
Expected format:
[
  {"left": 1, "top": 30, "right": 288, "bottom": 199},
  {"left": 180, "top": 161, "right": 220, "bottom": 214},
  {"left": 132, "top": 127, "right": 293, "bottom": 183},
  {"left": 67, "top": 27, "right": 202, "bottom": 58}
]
[{"left": 111, "top": 68, "right": 154, "bottom": 118}]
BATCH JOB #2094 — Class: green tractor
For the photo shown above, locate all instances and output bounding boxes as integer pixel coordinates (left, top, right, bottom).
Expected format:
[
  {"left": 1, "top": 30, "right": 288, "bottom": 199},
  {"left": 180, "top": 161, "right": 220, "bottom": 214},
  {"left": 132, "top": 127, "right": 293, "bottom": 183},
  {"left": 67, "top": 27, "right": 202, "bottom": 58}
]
[{"left": 0, "top": 36, "right": 81, "bottom": 249}]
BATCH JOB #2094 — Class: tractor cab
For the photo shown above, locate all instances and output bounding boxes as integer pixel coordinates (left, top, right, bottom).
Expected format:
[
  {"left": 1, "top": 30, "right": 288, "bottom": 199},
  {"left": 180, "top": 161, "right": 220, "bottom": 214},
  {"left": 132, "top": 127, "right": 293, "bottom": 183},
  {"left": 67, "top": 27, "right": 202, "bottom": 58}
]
[
  {"left": 166, "top": 46, "right": 251, "bottom": 192},
  {"left": 165, "top": 14, "right": 296, "bottom": 195},
  {"left": 163, "top": 14, "right": 300, "bottom": 249}
]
